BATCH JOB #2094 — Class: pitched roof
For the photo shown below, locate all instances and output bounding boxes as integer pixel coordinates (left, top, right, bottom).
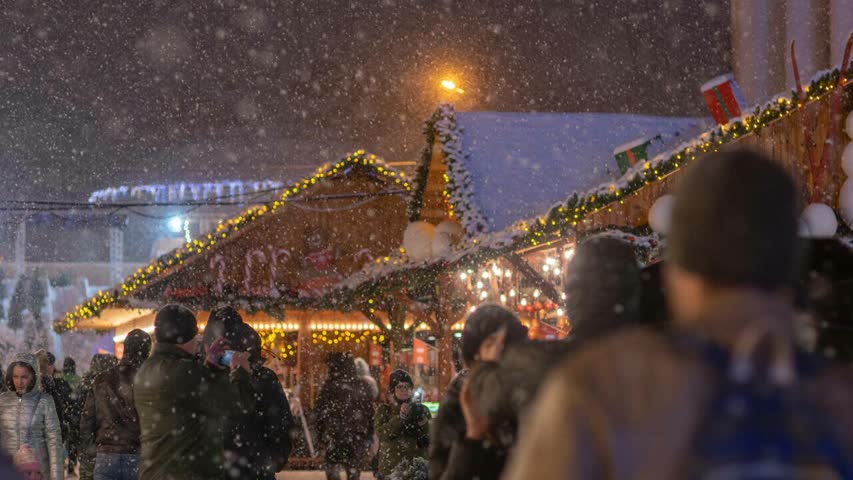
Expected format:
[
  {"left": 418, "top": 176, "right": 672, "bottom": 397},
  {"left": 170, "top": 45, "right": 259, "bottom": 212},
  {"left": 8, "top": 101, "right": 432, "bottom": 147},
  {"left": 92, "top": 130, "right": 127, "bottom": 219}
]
[
  {"left": 59, "top": 150, "right": 410, "bottom": 331},
  {"left": 420, "top": 105, "right": 705, "bottom": 234}
]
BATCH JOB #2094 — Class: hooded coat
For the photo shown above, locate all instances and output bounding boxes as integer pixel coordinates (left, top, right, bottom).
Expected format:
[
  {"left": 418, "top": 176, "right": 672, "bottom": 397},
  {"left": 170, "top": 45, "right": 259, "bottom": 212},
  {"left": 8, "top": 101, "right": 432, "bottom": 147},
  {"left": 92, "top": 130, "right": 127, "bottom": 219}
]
[
  {"left": 0, "top": 353, "right": 64, "bottom": 480},
  {"left": 315, "top": 354, "right": 375, "bottom": 467}
]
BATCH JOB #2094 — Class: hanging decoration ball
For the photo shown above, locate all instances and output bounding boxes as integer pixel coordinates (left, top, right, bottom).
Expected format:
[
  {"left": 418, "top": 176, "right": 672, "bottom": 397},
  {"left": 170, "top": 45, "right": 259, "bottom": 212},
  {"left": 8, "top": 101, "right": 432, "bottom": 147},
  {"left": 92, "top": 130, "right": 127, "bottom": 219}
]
[
  {"left": 432, "top": 220, "right": 464, "bottom": 257},
  {"left": 432, "top": 233, "right": 453, "bottom": 257},
  {"left": 846, "top": 111, "right": 853, "bottom": 140},
  {"left": 800, "top": 203, "right": 838, "bottom": 238},
  {"left": 434, "top": 220, "right": 464, "bottom": 242},
  {"left": 403, "top": 221, "right": 436, "bottom": 262},
  {"left": 842, "top": 142, "right": 853, "bottom": 176},
  {"left": 797, "top": 218, "right": 811, "bottom": 238},
  {"left": 648, "top": 195, "right": 675, "bottom": 235},
  {"left": 838, "top": 180, "right": 853, "bottom": 229}
]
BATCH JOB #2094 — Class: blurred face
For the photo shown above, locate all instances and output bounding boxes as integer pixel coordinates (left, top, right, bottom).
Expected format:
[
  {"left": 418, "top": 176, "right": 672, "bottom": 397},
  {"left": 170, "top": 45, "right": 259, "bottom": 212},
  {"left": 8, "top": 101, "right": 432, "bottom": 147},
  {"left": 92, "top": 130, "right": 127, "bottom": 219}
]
[
  {"left": 477, "top": 327, "right": 508, "bottom": 363},
  {"left": 664, "top": 264, "right": 715, "bottom": 324},
  {"left": 13, "top": 366, "right": 34, "bottom": 394},
  {"left": 394, "top": 383, "right": 412, "bottom": 401},
  {"left": 45, "top": 365, "right": 55, "bottom": 376}
]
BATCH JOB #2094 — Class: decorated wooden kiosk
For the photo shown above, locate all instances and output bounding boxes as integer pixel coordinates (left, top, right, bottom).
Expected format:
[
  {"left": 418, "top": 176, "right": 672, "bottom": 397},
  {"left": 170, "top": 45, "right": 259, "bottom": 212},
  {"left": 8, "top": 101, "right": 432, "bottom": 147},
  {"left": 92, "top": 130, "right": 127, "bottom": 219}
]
[
  {"left": 321, "top": 106, "right": 706, "bottom": 390},
  {"left": 57, "top": 151, "right": 414, "bottom": 403}
]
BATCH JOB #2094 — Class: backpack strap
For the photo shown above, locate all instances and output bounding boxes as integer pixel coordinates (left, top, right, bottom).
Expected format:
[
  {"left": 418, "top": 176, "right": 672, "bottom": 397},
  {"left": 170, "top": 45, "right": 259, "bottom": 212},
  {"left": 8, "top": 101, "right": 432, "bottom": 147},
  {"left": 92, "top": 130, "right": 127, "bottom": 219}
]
[{"left": 19, "top": 393, "right": 41, "bottom": 447}]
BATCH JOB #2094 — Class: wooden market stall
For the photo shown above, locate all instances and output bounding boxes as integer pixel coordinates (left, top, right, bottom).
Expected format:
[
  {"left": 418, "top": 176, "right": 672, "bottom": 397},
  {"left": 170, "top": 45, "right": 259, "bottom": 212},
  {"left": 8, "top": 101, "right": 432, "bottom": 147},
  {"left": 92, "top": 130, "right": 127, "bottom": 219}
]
[
  {"left": 58, "top": 151, "right": 413, "bottom": 404},
  {"left": 325, "top": 106, "right": 707, "bottom": 390}
]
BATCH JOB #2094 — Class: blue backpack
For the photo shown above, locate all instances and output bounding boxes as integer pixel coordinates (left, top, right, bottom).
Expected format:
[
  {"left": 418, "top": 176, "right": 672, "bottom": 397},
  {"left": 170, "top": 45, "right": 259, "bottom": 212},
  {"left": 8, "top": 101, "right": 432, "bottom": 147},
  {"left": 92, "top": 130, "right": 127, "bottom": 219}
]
[{"left": 675, "top": 329, "right": 853, "bottom": 479}]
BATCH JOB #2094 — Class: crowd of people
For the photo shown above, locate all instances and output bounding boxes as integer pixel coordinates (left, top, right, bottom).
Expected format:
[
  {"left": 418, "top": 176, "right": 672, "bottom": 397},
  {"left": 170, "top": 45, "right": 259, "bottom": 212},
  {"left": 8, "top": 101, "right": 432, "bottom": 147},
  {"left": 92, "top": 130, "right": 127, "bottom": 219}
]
[{"left": 0, "top": 148, "right": 851, "bottom": 479}]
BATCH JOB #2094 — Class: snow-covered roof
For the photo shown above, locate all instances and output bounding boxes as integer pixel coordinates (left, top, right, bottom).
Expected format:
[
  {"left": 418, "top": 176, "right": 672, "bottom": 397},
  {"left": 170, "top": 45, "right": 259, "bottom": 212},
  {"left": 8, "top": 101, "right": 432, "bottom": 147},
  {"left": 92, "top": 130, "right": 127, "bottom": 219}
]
[{"left": 432, "top": 107, "right": 706, "bottom": 234}]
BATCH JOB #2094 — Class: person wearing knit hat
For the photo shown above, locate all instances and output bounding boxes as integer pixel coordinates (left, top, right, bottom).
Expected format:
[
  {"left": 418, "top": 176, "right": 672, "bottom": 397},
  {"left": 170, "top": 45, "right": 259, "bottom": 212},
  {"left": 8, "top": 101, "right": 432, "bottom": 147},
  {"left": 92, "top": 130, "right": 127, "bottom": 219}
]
[
  {"left": 154, "top": 304, "right": 199, "bottom": 347},
  {"left": 134, "top": 305, "right": 256, "bottom": 480},
  {"left": 202, "top": 306, "right": 244, "bottom": 354},
  {"left": 375, "top": 369, "right": 431, "bottom": 478},
  {"left": 504, "top": 149, "right": 853, "bottom": 479},
  {"left": 665, "top": 149, "right": 800, "bottom": 321}
]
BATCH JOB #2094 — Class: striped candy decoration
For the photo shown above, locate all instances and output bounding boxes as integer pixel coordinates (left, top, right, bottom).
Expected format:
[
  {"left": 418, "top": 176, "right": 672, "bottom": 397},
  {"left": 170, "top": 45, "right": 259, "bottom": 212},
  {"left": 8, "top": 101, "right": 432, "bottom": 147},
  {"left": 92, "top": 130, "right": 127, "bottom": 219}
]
[{"left": 702, "top": 74, "right": 748, "bottom": 125}]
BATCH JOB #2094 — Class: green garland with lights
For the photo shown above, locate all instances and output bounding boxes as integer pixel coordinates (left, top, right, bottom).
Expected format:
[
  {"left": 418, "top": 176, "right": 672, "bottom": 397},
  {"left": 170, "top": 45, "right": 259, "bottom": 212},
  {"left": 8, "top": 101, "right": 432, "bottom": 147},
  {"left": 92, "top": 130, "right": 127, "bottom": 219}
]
[{"left": 517, "top": 66, "right": 853, "bottom": 249}]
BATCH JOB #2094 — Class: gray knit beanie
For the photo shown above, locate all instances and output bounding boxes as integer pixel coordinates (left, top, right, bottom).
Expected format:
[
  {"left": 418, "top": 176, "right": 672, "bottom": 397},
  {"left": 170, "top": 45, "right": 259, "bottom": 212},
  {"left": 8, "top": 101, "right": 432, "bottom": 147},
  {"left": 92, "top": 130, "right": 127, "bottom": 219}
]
[{"left": 667, "top": 149, "right": 800, "bottom": 290}]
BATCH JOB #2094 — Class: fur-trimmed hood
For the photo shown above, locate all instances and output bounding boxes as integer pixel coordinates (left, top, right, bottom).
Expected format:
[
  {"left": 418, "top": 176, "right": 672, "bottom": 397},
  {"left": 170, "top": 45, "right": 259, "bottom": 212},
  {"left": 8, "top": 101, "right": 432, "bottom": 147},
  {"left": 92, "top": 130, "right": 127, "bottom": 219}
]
[{"left": 5, "top": 352, "right": 41, "bottom": 395}]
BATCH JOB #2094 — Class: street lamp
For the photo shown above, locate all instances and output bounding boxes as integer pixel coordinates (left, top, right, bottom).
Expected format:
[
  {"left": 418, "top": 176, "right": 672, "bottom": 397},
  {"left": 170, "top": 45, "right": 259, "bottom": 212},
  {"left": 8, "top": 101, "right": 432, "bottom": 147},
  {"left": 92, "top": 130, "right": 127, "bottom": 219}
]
[
  {"left": 167, "top": 216, "right": 184, "bottom": 233},
  {"left": 441, "top": 79, "right": 464, "bottom": 94}
]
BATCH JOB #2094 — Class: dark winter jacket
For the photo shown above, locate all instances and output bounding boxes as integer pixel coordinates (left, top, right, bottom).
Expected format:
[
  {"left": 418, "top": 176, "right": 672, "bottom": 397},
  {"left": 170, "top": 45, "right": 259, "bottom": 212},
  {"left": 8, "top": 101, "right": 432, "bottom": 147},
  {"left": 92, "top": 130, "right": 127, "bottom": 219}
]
[
  {"left": 79, "top": 362, "right": 143, "bottom": 454},
  {"left": 42, "top": 375, "right": 72, "bottom": 442},
  {"left": 375, "top": 401, "right": 431, "bottom": 476},
  {"left": 134, "top": 343, "right": 255, "bottom": 480},
  {"left": 428, "top": 370, "right": 467, "bottom": 480},
  {"left": 224, "top": 364, "right": 293, "bottom": 480},
  {"left": 441, "top": 438, "right": 506, "bottom": 480},
  {"left": 315, "top": 376, "right": 375, "bottom": 466}
]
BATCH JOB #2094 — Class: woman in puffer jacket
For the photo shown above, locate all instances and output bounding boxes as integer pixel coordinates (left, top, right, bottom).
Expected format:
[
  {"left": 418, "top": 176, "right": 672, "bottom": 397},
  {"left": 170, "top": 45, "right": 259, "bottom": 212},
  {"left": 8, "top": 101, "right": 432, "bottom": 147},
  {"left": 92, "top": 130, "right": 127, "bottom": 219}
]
[{"left": 0, "top": 353, "right": 64, "bottom": 480}]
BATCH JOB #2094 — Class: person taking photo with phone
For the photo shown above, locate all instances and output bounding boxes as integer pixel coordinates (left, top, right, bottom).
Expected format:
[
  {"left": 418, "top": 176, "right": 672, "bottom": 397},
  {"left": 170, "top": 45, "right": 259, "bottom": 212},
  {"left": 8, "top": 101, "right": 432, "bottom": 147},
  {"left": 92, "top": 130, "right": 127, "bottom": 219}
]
[
  {"left": 134, "top": 305, "right": 256, "bottom": 480},
  {"left": 375, "top": 369, "right": 431, "bottom": 479}
]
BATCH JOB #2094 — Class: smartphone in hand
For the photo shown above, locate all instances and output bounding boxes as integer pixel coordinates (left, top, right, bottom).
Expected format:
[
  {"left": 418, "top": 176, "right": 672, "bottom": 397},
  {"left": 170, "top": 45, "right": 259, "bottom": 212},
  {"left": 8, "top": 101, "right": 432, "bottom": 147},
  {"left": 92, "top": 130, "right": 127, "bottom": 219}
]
[{"left": 220, "top": 350, "right": 236, "bottom": 367}]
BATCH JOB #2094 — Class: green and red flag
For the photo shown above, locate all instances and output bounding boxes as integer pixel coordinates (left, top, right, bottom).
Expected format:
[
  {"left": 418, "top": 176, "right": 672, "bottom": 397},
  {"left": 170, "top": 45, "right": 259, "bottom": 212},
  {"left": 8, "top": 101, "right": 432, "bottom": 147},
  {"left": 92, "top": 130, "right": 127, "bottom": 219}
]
[{"left": 614, "top": 138, "right": 651, "bottom": 174}]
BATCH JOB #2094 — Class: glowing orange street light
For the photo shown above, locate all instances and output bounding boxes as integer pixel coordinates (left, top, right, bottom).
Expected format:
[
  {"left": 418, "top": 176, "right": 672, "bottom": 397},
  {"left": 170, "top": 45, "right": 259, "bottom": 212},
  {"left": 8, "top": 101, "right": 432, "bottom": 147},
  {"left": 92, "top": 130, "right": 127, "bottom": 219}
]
[{"left": 441, "top": 79, "right": 465, "bottom": 94}]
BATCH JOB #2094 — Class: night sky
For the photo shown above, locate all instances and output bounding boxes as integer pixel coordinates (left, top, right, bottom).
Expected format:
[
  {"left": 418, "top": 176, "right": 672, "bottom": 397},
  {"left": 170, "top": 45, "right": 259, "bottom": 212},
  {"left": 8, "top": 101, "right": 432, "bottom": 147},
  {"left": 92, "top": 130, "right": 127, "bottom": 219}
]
[{"left": 0, "top": 0, "right": 730, "bottom": 202}]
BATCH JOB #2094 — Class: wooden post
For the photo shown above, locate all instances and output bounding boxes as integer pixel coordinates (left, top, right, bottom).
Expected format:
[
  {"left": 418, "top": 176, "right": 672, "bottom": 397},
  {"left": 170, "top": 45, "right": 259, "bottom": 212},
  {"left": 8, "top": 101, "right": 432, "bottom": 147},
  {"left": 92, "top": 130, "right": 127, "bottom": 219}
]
[
  {"left": 433, "top": 308, "right": 459, "bottom": 393},
  {"left": 295, "top": 311, "right": 313, "bottom": 406}
]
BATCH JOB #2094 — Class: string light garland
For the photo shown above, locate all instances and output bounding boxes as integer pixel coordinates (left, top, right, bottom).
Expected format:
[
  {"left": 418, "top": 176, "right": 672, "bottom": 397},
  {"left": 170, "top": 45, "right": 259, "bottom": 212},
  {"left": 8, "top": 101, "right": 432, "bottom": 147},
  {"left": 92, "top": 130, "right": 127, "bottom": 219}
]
[
  {"left": 311, "top": 330, "right": 384, "bottom": 346},
  {"left": 58, "top": 150, "right": 411, "bottom": 333},
  {"left": 259, "top": 328, "right": 297, "bottom": 359},
  {"left": 88, "top": 180, "right": 285, "bottom": 204}
]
